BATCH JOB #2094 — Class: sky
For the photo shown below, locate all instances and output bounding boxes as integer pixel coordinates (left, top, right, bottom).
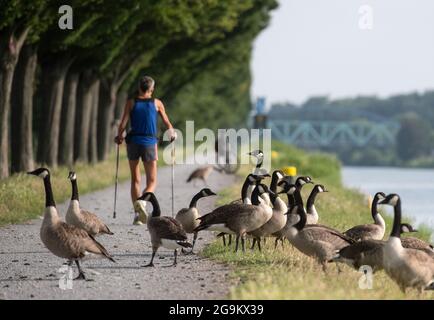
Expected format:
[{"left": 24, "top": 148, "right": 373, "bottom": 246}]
[{"left": 251, "top": 0, "right": 434, "bottom": 105}]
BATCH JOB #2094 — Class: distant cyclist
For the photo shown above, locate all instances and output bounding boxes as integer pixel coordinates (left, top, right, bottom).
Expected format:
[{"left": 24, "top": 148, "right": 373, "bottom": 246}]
[{"left": 115, "top": 76, "right": 176, "bottom": 225}]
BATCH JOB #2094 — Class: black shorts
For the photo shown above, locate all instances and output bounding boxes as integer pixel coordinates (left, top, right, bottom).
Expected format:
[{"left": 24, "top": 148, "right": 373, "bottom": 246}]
[{"left": 127, "top": 143, "right": 158, "bottom": 162}]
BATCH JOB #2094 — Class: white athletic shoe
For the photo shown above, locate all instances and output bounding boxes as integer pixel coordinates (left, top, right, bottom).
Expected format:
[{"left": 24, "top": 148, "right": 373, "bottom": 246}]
[{"left": 133, "top": 200, "right": 148, "bottom": 225}]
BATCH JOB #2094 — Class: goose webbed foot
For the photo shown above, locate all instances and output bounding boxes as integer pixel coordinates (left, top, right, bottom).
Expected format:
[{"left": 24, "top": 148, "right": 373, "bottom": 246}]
[
  {"left": 74, "top": 271, "right": 86, "bottom": 280},
  {"left": 142, "top": 262, "right": 155, "bottom": 267}
]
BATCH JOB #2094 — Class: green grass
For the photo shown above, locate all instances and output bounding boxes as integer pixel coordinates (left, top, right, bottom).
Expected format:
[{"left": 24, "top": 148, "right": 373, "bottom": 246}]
[{"left": 202, "top": 141, "right": 433, "bottom": 299}]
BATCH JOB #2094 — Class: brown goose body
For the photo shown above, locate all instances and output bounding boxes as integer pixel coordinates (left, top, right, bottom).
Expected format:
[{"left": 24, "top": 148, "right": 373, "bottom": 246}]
[
  {"left": 248, "top": 196, "right": 287, "bottom": 238},
  {"left": 186, "top": 165, "right": 214, "bottom": 184},
  {"left": 343, "top": 192, "right": 386, "bottom": 242},
  {"left": 66, "top": 173, "right": 113, "bottom": 236},
  {"left": 380, "top": 194, "right": 434, "bottom": 292},
  {"left": 41, "top": 207, "right": 114, "bottom": 262},
  {"left": 66, "top": 202, "right": 113, "bottom": 236},
  {"left": 175, "top": 207, "right": 200, "bottom": 234},
  {"left": 29, "top": 168, "right": 114, "bottom": 280},
  {"left": 401, "top": 236, "right": 434, "bottom": 257},
  {"left": 139, "top": 192, "right": 192, "bottom": 267}
]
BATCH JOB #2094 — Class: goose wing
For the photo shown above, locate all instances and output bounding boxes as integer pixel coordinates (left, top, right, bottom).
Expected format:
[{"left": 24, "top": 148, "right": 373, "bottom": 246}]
[
  {"left": 301, "top": 227, "right": 354, "bottom": 248},
  {"left": 305, "top": 224, "right": 356, "bottom": 244},
  {"left": 80, "top": 209, "right": 113, "bottom": 235},
  {"left": 401, "top": 237, "right": 434, "bottom": 257},
  {"left": 344, "top": 224, "right": 380, "bottom": 241},
  {"left": 338, "top": 239, "right": 384, "bottom": 259},
  {"left": 198, "top": 203, "right": 252, "bottom": 225},
  {"left": 56, "top": 222, "right": 114, "bottom": 261},
  {"left": 404, "top": 248, "right": 434, "bottom": 274},
  {"left": 149, "top": 216, "right": 187, "bottom": 240}
]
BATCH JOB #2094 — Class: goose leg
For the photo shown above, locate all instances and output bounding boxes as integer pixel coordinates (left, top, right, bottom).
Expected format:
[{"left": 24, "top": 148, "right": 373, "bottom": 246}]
[
  {"left": 74, "top": 260, "right": 86, "bottom": 280},
  {"left": 191, "top": 232, "right": 198, "bottom": 253},
  {"left": 257, "top": 238, "right": 262, "bottom": 252},
  {"left": 172, "top": 249, "right": 178, "bottom": 266},
  {"left": 251, "top": 238, "right": 257, "bottom": 250},
  {"left": 241, "top": 234, "right": 246, "bottom": 253},
  {"left": 144, "top": 249, "right": 156, "bottom": 267},
  {"left": 222, "top": 234, "right": 227, "bottom": 246},
  {"left": 228, "top": 234, "right": 232, "bottom": 246},
  {"left": 235, "top": 235, "right": 240, "bottom": 253}
]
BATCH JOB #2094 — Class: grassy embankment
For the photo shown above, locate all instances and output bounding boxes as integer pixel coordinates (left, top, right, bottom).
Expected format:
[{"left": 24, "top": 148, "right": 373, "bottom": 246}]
[
  {"left": 0, "top": 142, "right": 187, "bottom": 226},
  {"left": 202, "top": 141, "right": 433, "bottom": 299}
]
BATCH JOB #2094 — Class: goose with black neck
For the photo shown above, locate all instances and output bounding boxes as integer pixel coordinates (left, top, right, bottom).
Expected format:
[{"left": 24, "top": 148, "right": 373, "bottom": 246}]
[{"left": 28, "top": 168, "right": 115, "bottom": 280}]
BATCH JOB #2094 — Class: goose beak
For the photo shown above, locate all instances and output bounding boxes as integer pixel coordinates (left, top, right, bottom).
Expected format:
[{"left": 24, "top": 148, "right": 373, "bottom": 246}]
[{"left": 378, "top": 199, "right": 386, "bottom": 205}]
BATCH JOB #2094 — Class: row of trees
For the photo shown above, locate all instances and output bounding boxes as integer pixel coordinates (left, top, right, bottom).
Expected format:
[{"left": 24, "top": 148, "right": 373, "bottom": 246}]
[{"left": 0, "top": 0, "right": 277, "bottom": 178}]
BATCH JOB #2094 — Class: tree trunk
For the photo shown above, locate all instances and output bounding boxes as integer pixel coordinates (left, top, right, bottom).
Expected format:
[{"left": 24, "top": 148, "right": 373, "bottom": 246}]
[
  {"left": 58, "top": 72, "right": 79, "bottom": 166},
  {"left": 75, "top": 71, "right": 97, "bottom": 163},
  {"left": 97, "top": 79, "right": 118, "bottom": 161},
  {"left": 11, "top": 45, "right": 37, "bottom": 173},
  {"left": 0, "top": 28, "right": 30, "bottom": 178},
  {"left": 36, "top": 57, "right": 71, "bottom": 168},
  {"left": 88, "top": 78, "right": 100, "bottom": 164}
]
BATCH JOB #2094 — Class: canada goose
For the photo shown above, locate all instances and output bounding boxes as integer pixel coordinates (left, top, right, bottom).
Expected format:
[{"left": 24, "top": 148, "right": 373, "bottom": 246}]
[
  {"left": 343, "top": 192, "right": 386, "bottom": 241},
  {"left": 175, "top": 188, "right": 217, "bottom": 252},
  {"left": 304, "top": 184, "right": 328, "bottom": 224},
  {"left": 283, "top": 185, "right": 355, "bottom": 271},
  {"left": 137, "top": 192, "right": 192, "bottom": 267},
  {"left": 28, "top": 168, "right": 115, "bottom": 280},
  {"left": 400, "top": 223, "right": 434, "bottom": 256},
  {"left": 223, "top": 173, "right": 270, "bottom": 246},
  {"left": 249, "top": 170, "right": 287, "bottom": 251},
  {"left": 332, "top": 223, "right": 422, "bottom": 272},
  {"left": 271, "top": 177, "right": 314, "bottom": 248},
  {"left": 186, "top": 165, "right": 214, "bottom": 186},
  {"left": 248, "top": 149, "right": 267, "bottom": 175},
  {"left": 230, "top": 173, "right": 271, "bottom": 205},
  {"left": 194, "top": 184, "right": 274, "bottom": 252},
  {"left": 66, "top": 171, "right": 113, "bottom": 236},
  {"left": 379, "top": 193, "right": 434, "bottom": 292}
]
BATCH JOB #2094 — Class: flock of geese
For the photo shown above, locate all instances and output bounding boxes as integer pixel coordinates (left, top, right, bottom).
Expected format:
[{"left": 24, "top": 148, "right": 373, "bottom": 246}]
[{"left": 28, "top": 149, "right": 434, "bottom": 294}]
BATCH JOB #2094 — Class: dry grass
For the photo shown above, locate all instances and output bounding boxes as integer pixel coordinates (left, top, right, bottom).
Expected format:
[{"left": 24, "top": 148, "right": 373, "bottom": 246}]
[{"left": 202, "top": 141, "right": 433, "bottom": 300}]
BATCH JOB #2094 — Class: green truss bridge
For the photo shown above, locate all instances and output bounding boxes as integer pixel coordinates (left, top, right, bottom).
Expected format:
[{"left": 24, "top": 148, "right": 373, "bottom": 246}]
[{"left": 267, "top": 119, "right": 400, "bottom": 148}]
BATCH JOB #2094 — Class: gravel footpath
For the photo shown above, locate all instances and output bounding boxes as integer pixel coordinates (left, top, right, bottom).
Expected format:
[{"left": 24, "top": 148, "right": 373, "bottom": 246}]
[{"left": 0, "top": 160, "right": 236, "bottom": 300}]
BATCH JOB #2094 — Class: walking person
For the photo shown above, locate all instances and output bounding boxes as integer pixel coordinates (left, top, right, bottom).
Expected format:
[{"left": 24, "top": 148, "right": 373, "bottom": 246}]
[{"left": 115, "top": 76, "right": 177, "bottom": 225}]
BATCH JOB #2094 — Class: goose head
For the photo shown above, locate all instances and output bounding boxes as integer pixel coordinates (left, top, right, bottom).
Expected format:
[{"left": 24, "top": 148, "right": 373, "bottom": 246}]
[
  {"left": 313, "top": 184, "right": 328, "bottom": 193},
  {"left": 252, "top": 183, "right": 275, "bottom": 206},
  {"left": 137, "top": 192, "right": 161, "bottom": 218},
  {"left": 378, "top": 193, "right": 400, "bottom": 207},
  {"left": 373, "top": 192, "right": 386, "bottom": 202},
  {"left": 27, "top": 167, "right": 50, "bottom": 179},
  {"left": 199, "top": 188, "right": 217, "bottom": 197},
  {"left": 295, "top": 176, "right": 313, "bottom": 187},
  {"left": 278, "top": 182, "right": 297, "bottom": 195},
  {"left": 248, "top": 173, "right": 270, "bottom": 184},
  {"left": 248, "top": 149, "right": 264, "bottom": 160},
  {"left": 400, "top": 223, "right": 418, "bottom": 233},
  {"left": 68, "top": 171, "right": 77, "bottom": 181}
]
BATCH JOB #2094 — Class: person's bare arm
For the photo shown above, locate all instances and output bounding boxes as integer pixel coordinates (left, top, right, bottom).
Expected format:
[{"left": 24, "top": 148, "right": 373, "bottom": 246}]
[
  {"left": 156, "top": 99, "right": 173, "bottom": 129},
  {"left": 156, "top": 99, "right": 176, "bottom": 141},
  {"left": 115, "top": 99, "right": 133, "bottom": 144}
]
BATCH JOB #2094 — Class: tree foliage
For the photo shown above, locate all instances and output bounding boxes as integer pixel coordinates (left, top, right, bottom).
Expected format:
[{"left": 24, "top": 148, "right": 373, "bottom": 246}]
[{"left": 0, "top": 0, "right": 277, "bottom": 177}]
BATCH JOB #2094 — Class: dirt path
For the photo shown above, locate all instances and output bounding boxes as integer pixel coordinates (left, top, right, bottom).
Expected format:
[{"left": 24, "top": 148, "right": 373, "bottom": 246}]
[{"left": 0, "top": 160, "right": 236, "bottom": 300}]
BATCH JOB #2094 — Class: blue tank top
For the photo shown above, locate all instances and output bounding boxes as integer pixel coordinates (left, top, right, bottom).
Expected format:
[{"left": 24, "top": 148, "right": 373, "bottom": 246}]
[{"left": 129, "top": 98, "right": 158, "bottom": 146}]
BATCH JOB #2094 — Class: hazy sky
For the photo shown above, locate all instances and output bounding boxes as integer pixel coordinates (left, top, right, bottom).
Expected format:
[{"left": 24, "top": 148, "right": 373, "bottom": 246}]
[{"left": 251, "top": 0, "right": 434, "bottom": 105}]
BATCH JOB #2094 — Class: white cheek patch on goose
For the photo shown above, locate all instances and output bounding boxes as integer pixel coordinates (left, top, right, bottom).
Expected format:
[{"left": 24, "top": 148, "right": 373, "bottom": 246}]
[
  {"left": 390, "top": 196, "right": 399, "bottom": 206},
  {"left": 39, "top": 171, "right": 49, "bottom": 179},
  {"left": 318, "top": 186, "right": 324, "bottom": 193}
]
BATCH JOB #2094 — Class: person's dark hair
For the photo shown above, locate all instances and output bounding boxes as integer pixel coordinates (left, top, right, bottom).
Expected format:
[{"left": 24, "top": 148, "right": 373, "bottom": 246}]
[{"left": 139, "top": 76, "right": 155, "bottom": 93}]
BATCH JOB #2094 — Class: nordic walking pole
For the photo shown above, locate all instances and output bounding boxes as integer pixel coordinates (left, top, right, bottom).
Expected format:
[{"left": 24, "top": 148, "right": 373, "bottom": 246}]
[
  {"left": 113, "top": 143, "right": 120, "bottom": 219},
  {"left": 171, "top": 139, "right": 175, "bottom": 217}
]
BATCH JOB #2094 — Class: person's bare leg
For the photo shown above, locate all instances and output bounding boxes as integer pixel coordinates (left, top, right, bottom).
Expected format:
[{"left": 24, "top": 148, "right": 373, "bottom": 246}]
[
  {"left": 143, "top": 160, "right": 157, "bottom": 193},
  {"left": 129, "top": 160, "right": 141, "bottom": 202}
]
